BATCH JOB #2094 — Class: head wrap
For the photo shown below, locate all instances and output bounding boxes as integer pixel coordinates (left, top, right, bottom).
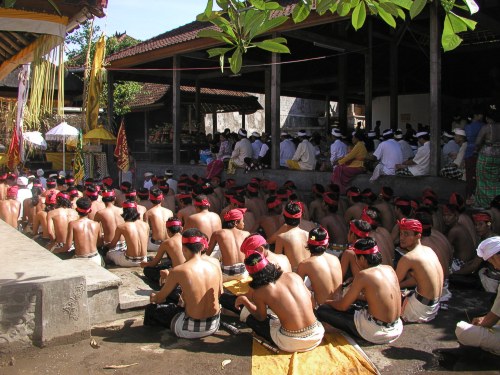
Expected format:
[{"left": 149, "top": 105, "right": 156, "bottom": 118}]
[
  {"left": 166, "top": 220, "right": 182, "bottom": 228},
  {"left": 120, "top": 183, "right": 130, "bottom": 192},
  {"left": 36, "top": 169, "right": 44, "bottom": 177},
  {"left": 394, "top": 198, "right": 411, "bottom": 206},
  {"left": 353, "top": 241, "right": 380, "bottom": 255},
  {"left": 122, "top": 202, "right": 137, "bottom": 209},
  {"left": 225, "top": 178, "right": 236, "bottom": 188},
  {"left": 361, "top": 208, "right": 375, "bottom": 226},
  {"left": 103, "top": 177, "right": 113, "bottom": 186},
  {"left": 323, "top": 192, "right": 337, "bottom": 206},
  {"left": 267, "top": 198, "right": 282, "bottom": 209},
  {"left": 349, "top": 221, "right": 370, "bottom": 238},
  {"left": 7, "top": 185, "right": 18, "bottom": 198},
  {"left": 45, "top": 193, "right": 57, "bottom": 205},
  {"left": 416, "top": 131, "right": 429, "bottom": 138},
  {"left": 224, "top": 208, "right": 247, "bottom": 222},
  {"left": 398, "top": 218, "right": 422, "bottom": 233},
  {"left": 150, "top": 193, "right": 164, "bottom": 201},
  {"left": 230, "top": 196, "right": 245, "bottom": 207},
  {"left": 443, "top": 131, "right": 454, "bottom": 138},
  {"left": 65, "top": 178, "right": 75, "bottom": 184},
  {"left": 267, "top": 181, "right": 278, "bottom": 191},
  {"left": 182, "top": 236, "right": 208, "bottom": 249},
  {"left": 76, "top": 206, "right": 92, "bottom": 215},
  {"left": 84, "top": 181, "right": 93, "bottom": 186},
  {"left": 454, "top": 128, "right": 466, "bottom": 137},
  {"left": 57, "top": 192, "right": 70, "bottom": 200},
  {"left": 176, "top": 193, "right": 192, "bottom": 200},
  {"left": 394, "top": 131, "right": 403, "bottom": 140},
  {"left": 194, "top": 198, "right": 211, "bottom": 207},
  {"left": 240, "top": 235, "right": 267, "bottom": 255},
  {"left": 17, "top": 176, "right": 28, "bottom": 186},
  {"left": 308, "top": 230, "right": 329, "bottom": 247},
  {"left": 102, "top": 190, "right": 115, "bottom": 198},
  {"left": 331, "top": 128, "right": 342, "bottom": 137},
  {"left": 85, "top": 190, "right": 98, "bottom": 198},
  {"left": 382, "top": 129, "right": 393, "bottom": 136},
  {"left": 247, "top": 184, "right": 258, "bottom": 193},
  {"left": 238, "top": 129, "right": 247, "bottom": 137},
  {"left": 251, "top": 131, "right": 260, "bottom": 137},
  {"left": 297, "top": 130, "right": 307, "bottom": 137},
  {"left": 125, "top": 191, "right": 137, "bottom": 198},
  {"left": 283, "top": 203, "right": 302, "bottom": 219},
  {"left": 347, "top": 190, "right": 360, "bottom": 198},
  {"left": 245, "top": 251, "right": 269, "bottom": 274},
  {"left": 476, "top": 236, "right": 500, "bottom": 260},
  {"left": 472, "top": 212, "right": 492, "bottom": 223}
]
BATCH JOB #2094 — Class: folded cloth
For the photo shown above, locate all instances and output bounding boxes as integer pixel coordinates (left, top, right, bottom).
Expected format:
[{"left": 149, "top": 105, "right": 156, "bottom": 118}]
[{"left": 223, "top": 276, "right": 252, "bottom": 295}]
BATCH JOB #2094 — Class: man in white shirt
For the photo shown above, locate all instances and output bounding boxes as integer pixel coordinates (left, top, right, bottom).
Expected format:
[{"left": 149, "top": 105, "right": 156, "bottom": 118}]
[
  {"left": 330, "top": 128, "right": 347, "bottom": 167},
  {"left": 370, "top": 129, "right": 404, "bottom": 181},
  {"left": 440, "top": 128, "right": 467, "bottom": 180},
  {"left": 441, "top": 131, "right": 460, "bottom": 167},
  {"left": 227, "top": 128, "right": 252, "bottom": 174},
  {"left": 280, "top": 132, "right": 296, "bottom": 168},
  {"left": 250, "top": 132, "right": 263, "bottom": 160},
  {"left": 286, "top": 130, "right": 316, "bottom": 171},
  {"left": 16, "top": 176, "right": 32, "bottom": 221},
  {"left": 395, "top": 130, "right": 414, "bottom": 161},
  {"left": 143, "top": 172, "right": 154, "bottom": 189},
  {"left": 165, "top": 169, "right": 178, "bottom": 194},
  {"left": 396, "top": 132, "right": 431, "bottom": 176},
  {"left": 36, "top": 169, "right": 47, "bottom": 189}
]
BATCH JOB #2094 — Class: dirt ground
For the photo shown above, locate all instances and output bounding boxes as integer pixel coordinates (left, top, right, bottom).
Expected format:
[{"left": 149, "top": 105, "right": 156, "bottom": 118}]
[{"left": 0, "top": 289, "right": 498, "bottom": 375}]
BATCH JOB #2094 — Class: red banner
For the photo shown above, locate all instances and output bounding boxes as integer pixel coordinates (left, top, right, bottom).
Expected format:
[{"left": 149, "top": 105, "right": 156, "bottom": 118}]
[
  {"left": 114, "top": 119, "right": 129, "bottom": 172},
  {"left": 7, "top": 128, "right": 21, "bottom": 171}
]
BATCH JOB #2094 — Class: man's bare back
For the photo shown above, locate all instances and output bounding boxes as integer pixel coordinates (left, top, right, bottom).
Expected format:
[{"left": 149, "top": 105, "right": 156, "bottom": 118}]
[
  {"left": 66, "top": 217, "right": 100, "bottom": 256},
  {"left": 320, "top": 214, "right": 347, "bottom": 244},
  {"left": 0, "top": 200, "right": 21, "bottom": 228},
  {"left": 112, "top": 220, "right": 149, "bottom": 258},
  {"left": 94, "top": 205, "right": 124, "bottom": 243},
  {"left": 275, "top": 226, "right": 309, "bottom": 271},
  {"left": 144, "top": 205, "right": 173, "bottom": 241},
  {"left": 47, "top": 207, "right": 78, "bottom": 244},
  {"left": 184, "top": 210, "right": 222, "bottom": 241},
  {"left": 208, "top": 227, "right": 250, "bottom": 266}
]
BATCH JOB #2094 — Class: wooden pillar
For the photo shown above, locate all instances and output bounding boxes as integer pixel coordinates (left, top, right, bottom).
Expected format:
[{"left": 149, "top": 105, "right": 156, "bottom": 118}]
[
  {"left": 195, "top": 80, "right": 201, "bottom": 126},
  {"left": 270, "top": 46, "right": 281, "bottom": 170},
  {"left": 429, "top": 0, "right": 441, "bottom": 176},
  {"left": 390, "top": 31, "right": 399, "bottom": 130},
  {"left": 241, "top": 113, "right": 246, "bottom": 129},
  {"left": 144, "top": 110, "right": 149, "bottom": 152},
  {"left": 364, "top": 18, "right": 373, "bottom": 131},
  {"left": 172, "top": 55, "right": 181, "bottom": 164},
  {"left": 188, "top": 105, "right": 192, "bottom": 134},
  {"left": 106, "top": 71, "right": 114, "bottom": 129},
  {"left": 325, "top": 95, "right": 331, "bottom": 136},
  {"left": 212, "top": 112, "right": 217, "bottom": 134},
  {"left": 265, "top": 69, "right": 272, "bottom": 134}
]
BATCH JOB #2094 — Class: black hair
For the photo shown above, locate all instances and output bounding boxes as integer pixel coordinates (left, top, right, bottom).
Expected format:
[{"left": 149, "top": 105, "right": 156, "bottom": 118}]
[
  {"left": 85, "top": 186, "right": 98, "bottom": 201},
  {"left": 308, "top": 226, "right": 328, "bottom": 255},
  {"left": 56, "top": 194, "right": 72, "bottom": 208},
  {"left": 323, "top": 192, "right": 339, "bottom": 213},
  {"left": 126, "top": 188, "right": 138, "bottom": 202},
  {"left": 149, "top": 187, "right": 163, "bottom": 204},
  {"left": 328, "top": 183, "right": 340, "bottom": 194},
  {"left": 56, "top": 177, "right": 65, "bottom": 186},
  {"left": 122, "top": 200, "right": 140, "bottom": 222},
  {"left": 395, "top": 197, "right": 413, "bottom": 217},
  {"left": 182, "top": 228, "right": 205, "bottom": 254},
  {"left": 351, "top": 219, "right": 372, "bottom": 238},
  {"left": 138, "top": 187, "right": 149, "bottom": 199},
  {"left": 202, "top": 184, "right": 214, "bottom": 195},
  {"left": 46, "top": 178, "right": 56, "bottom": 187},
  {"left": 284, "top": 201, "right": 302, "bottom": 226},
  {"left": 193, "top": 194, "right": 210, "bottom": 210},
  {"left": 223, "top": 219, "right": 237, "bottom": 229},
  {"left": 30, "top": 187, "right": 42, "bottom": 207},
  {"left": 354, "top": 237, "right": 382, "bottom": 266},
  {"left": 101, "top": 188, "right": 116, "bottom": 203},
  {"left": 166, "top": 216, "right": 182, "bottom": 234},
  {"left": 266, "top": 195, "right": 282, "bottom": 214},
  {"left": 418, "top": 133, "right": 430, "bottom": 141},
  {"left": 312, "top": 183, "right": 325, "bottom": 197},
  {"left": 362, "top": 189, "right": 377, "bottom": 204},
  {"left": 65, "top": 175, "right": 75, "bottom": 187},
  {"left": 246, "top": 253, "right": 283, "bottom": 289},
  {"left": 247, "top": 183, "right": 259, "bottom": 197},
  {"left": 178, "top": 194, "right": 192, "bottom": 205},
  {"left": 347, "top": 186, "right": 362, "bottom": 203},
  {"left": 415, "top": 211, "right": 433, "bottom": 237},
  {"left": 364, "top": 206, "right": 381, "bottom": 229},
  {"left": 120, "top": 181, "right": 131, "bottom": 193},
  {"left": 192, "top": 184, "right": 204, "bottom": 195},
  {"left": 232, "top": 194, "right": 245, "bottom": 207},
  {"left": 159, "top": 182, "right": 170, "bottom": 194},
  {"left": 76, "top": 197, "right": 92, "bottom": 217}
]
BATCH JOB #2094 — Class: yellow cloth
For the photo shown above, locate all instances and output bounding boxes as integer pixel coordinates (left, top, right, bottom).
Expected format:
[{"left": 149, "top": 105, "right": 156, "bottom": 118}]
[
  {"left": 46, "top": 152, "right": 74, "bottom": 171},
  {"left": 223, "top": 276, "right": 252, "bottom": 295},
  {"left": 338, "top": 141, "right": 367, "bottom": 168},
  {"left": 286, "top": 160, "right": 301, "bottom": 170},
  {"left": 0, "top": 154, "right": 6, "bottom": 166},
  {"left": 252, "top": 333, "right": 377, "bottom": 375}
]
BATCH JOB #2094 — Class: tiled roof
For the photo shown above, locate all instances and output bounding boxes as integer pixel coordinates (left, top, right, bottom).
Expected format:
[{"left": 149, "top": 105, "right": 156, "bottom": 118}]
[{"left": 107, "top": 0, "right": 298, "bottom": 63}]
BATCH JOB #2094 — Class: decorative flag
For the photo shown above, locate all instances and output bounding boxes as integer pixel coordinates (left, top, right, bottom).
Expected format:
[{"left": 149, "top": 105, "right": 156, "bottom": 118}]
[
  {"left": 73, "top": 130, "right": 85, "bottom": 183},
  {"left": 85, "top": 34, "right": 106, "bottom": 130},
  {"left": 16, "top": 64, "right": 30, "bottom": 163},
  {"left": 6, "top": 127, "right": 21, "bottom": 172},
  {"left": 114, "top": 119, "right": 129, "bottom": 172}
]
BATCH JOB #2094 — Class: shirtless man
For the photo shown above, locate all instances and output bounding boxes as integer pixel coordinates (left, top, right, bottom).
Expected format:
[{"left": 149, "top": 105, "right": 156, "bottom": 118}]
[
  {"left": 141, "top": 217, "right": 186, "bottom": 285},
  {"left": 317, "top": 238, "right": 403, "bottom": 344},
  {"left": 0, "top": 186, "right": 21, "bottom": 228},
  {"left": 309, "top": 184, "right": 328, "bottom": 223},
  {"left": 397, "top": 218, "right": 443, "bottom": 323},
  {"left": 183, "top": 194, "right": 222, "bottom": 241},
  {"left": 42, "top": 178, "right": 58, "bottom": 198},
  {"left": 115, "top": 181, "right": 131, "bottom": 208},
  {"left": 222, "top": 251, "right": 324, "bottom": 353},
  {"left": 361, "top": 207, "right": 395, "bottom": 266},
  {"left": 207, "top": 208, "right": 250, "bottom": 281},
  {"left": 47, "top": 192, "right": 78, "bottom": 253},
  {"left": 340, "top": 220, "right": 371, "bottom": 279},
  {"left": 373, "top": 186, "right": 397, "bottom": 231},
  {"left": 320, "top": 192, "right": 348, "bottom": 245},
  {"left": 62, "top": 198, "right": 102, "bottom": 266},
  {"left": 274, "top": 201, "right": 309, "bottom": 271},
  {"left": 158, "top": 182, "right": 176, "bottom": 213},
  {"left": 144, "top": 188, "right": 173, "bottom": 252},
  {"left": 32, "top": 192, "right": 56, "bottom": 247},
  {"left": 240, "top": 233, "right": 292, "bottom": 273},
  {"left": 442, "top": 204, "right": 476, "bottom": 275},
  {"left": 245, "top": 183, "right": 266, "bottom": 222},
  {"left": 253, "top": 196, "right": 284, "bottom": 238},
  {"left": 176, "top": 193, "right": 196, "bottom": 225},
  {"left": 85, "top": 186, "right": 105, "bottom": 220},
  {"left": 107, "top": 201, "right": 149, "bottom": 267},
  {"left": 0, "top": 173, "right": 8, "bottom": 200},
  {"left": 391, "top": 197, "right": 415, "bottom": 245},
  {"left": 145, "top": 229, "right": 222, "bottom": 339},
  {"left": 344, "top": 187, "right": 366, "bottom": 222},
  {"left": 124, "top": 189, "right": 147, "bottom": 220},
  {"left": 137, "top": 188, "right": 153, "bottom": 211},
  {"left": 93, "top": 189, "right": 126, "bottom": 257},
  {"left": 450, "top": 192, "right": 478, "bottom": 247},
  {"left": 226, "top": 195, "right": 256, "bottom": 232},
  {"left": 297, "top": 227, "right": 342, "bottom": 306},
  {"left": 67, "top": 187, "right": 80, "bottom": 209}
]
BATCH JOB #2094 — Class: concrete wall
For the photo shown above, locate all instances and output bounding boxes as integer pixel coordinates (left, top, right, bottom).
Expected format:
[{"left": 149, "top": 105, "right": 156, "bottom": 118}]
[{"left": 372, "top": 94, "right": 430, "bottom": 130}]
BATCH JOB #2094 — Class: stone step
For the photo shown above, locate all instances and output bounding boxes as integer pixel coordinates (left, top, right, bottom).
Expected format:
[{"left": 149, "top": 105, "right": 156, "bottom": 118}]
[{"left": 107, "top": 266, "right": 155, "bottom": 310}]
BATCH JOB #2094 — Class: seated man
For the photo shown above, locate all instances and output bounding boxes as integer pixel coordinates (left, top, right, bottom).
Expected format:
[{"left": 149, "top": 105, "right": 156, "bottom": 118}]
[
  {"left": 455, "top": 237, "right": 500, "bottom": 355},
  {"left": 397, "top": 218, "right": 443, "bottom": 323},
  {"left": 297, "top": 227, "right": 343, "bottom": 306},
  {"left": 286, "top": 130, "right": 316, "bottom": 171},
  {"left": 317, "top": 238, "right": 403, "bottom": 344},
  {"left": 106, "top": 201, "right": 149, "bottom": 267},
  {"left": 240, "top": 233, "right": 292, "bottom": 273},
  {"left": 0, "top": 186, "right": 21, "bottom": 229},
  {"left": 224, "top": 252, "right": 324, "bottom": 352},
  {"left": 207, "top": 208, "right": 250, "bottom": 281},
  {"left": 144, "top": 188, "right": 173, "bottom": 252},
  {"left": 145, "top": 229, "right": 223, "bottom": 339},
  {"left": 340, "top": 220, "right": 371, "bottom": 279}
]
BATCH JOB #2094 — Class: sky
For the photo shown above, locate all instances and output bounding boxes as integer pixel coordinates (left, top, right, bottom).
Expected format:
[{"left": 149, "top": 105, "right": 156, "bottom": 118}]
[{"left": 94, "top": 0, "right": 210, "bottom": 41}]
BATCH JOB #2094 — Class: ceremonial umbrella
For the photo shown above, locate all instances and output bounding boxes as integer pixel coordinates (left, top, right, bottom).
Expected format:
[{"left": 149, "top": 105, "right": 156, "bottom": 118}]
[
  {"left": 45, "top": 121, "right": 79, "bottom": 173},
  {"left": 23, "top": 131, "right": 47, "bottom": 150},
  {"left": 83, "top": 125, "right": 116, "bottom": 144}
]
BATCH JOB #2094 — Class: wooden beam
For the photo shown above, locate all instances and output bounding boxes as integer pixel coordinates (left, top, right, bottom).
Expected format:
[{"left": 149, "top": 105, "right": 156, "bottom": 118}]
[
  {"left": 195, "top": 80, "right": 201, "bottom": 126},
  {"left": 265, "top": 69, "right": 271, "bottom": 134},
  {"left": 429, "top": 1, "right": 441, "bottom": 176},
  {"left": 270, "top": 37, "right": 281, "bottom": 170},
  {"left": 10, "top": 32, "right": 30, "bottom": 45},
  {"left": 286, "top": 30, "right": 366, "bottom": 54},
  {"left": 212, "top": 112, "right": 217, "bottom": 134},
  {"left": 0, "top": 33, "right": 21, "bottom": 51},
  {"left": 364, "top": 18, "right": 373, "bottom": 131},
  {"left": 172, "top": 55, "right": 181, "bottom": 165},
  {"left": 390, "top": 30, "right": 398, "bottom": 129},
  {"left": 283, "top": 76, "right": 338, "bottom": 88},
  {"left": 0, "top": 38, "right": 16, "bottom": 56}
]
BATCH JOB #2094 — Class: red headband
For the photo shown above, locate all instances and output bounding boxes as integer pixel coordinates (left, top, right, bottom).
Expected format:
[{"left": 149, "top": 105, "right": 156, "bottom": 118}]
[
  {"left": 57, "top": 193, "right": 70, "bottom": 200},
  {"left": 395, "top": 199, "right": 411, "bottom": 207},
  {"left": 194, "top": 199, "right": 211, "bottom": 207},
  {"left": 182, "top": 236, "right": 208, "bottom": 249},
  {"left": 230, "top": 196, "right": 244, "bottom": 207},
  {"left": 398, "top": 218, "right": 422, "bottom": 233},
  {"left": 347, "top": 190, "right": 360, "bottom": 197},
  {"left": 65, "top": 178, "right": 75, "bottom": 183},
  {"left": 47, "top": 181, "right": 56, "bottom": 187},
  {"left": 323, "top": 193, "right": 337, "bottom": 206},
  {"left": 244, "top": 251, "right": 269, "bottom": 274},
  {"left": 120, "top": 184, "right": 129, "bottom": 192},
  {"left": 33, "top": 183, "right": 42, "bottom": 188},
  {"left": 176, "top": 193, "right": 191, "bottom": 200},
  {"left": 247, "top": 184, "right": 258, "bottom": 193},
  {"left": 166, "top": 220, "right": 182, "bottom": 228},
  {"left": 86, "top": 190, "right": 98, "bottom": 197},
  {"left": 267, "top": 181, "right": 278, "bottom": 191},
  {"left": 150, "top": 193, "right": 163, "bottom": 201},
  {"left": 422, "top": 197, "right": 433, "bottom": 206},
  {"left": 84, "top": 181, "right": 93, "bottom": 186},
  {"left": 122, "top": 202, "right": 137, "bottom": 209},
  {"left": 353, "top": 244, "right": 380, "bottom": 255},
  {"left": 102, "top": 191, "right": 115, "bottom": 198},
  {"left": 76, "top": 206, "right": 92, "bottom": 214},
  {"left": 361, "top": 208, "right": 375, "bottom": 225},
  {"left": 308, "top": 229, "right": 329, "bottom": 247},
  {"left": 240, "top": 235, "right": 267, "bottom": 255},
  {"left": 283, "top": 202, "right": 302, "bottom": 219},
  {"left": 442, "top": 204, "right": 458, "bottom": 215},
  {"left": 267, "top": 199, "right": 282, "bottom": 209},
  {"left": 125, "top": 191, "right": 136, "bottom": 197},
  {"left": 224, "top": 208, "right": 247, "bottom": 222},
  {"left": 7, "top": 186, "right": 18, "bottom": 198},
  {"left": 473, "top": 213, "right": 491, "bottom": 222},
  {"left": 350, "top": 221, "right": 370, "bottom": 238}
]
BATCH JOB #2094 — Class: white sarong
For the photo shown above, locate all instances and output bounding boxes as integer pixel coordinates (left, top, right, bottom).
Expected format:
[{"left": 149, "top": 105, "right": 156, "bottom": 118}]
[
  {"left": 269, "top": 318, "right": 325, "bottom": 353},
  {"left": 401, "top": 292, "right": 440, "bottom": 323},
  {"left": 354, "top": 308, "right": 403, "bottom": 344},
  {"left": 455, "top": 321, "right": 500, "bottom": 355}
]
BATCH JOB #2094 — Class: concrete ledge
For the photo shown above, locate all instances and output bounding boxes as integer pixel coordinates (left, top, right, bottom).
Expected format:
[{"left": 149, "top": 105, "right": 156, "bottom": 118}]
[{"left": 108, "top": 267, "right": 154, "bottom": 310}]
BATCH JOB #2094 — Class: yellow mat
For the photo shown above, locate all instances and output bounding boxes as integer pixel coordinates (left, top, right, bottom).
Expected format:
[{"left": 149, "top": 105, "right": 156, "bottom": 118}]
[
  {"left": 252, "top": 333, "right": 377, "bottom": 375},
  {"left": 223, "top": 276, "right": 253, "bottom": 295}
]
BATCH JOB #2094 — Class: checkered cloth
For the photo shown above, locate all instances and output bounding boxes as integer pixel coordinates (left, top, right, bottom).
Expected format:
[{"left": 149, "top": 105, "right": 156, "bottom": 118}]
[
  {"left": 476, "top": 151, "right": 500, "bottom": 208},
  {"left": 181, "top": 311, "right": 221, "bottom": 333},
  {"left": 396, "top": 167, "right": 414, "bottom": 176},
  {"left": 440, "top": 164, "right": 463, "bottom": 179},
  {"left": 221, "top": 263, "right": 246, "bottom": 276}
]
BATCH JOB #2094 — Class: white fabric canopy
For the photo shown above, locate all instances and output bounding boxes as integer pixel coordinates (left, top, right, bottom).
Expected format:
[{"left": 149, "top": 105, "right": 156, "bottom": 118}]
[
  {"left": 23, "top": 131, "right": 47, "bottom": 150},
  {"left": 46, "top": 121, "right": 79, "bottom": 141}
]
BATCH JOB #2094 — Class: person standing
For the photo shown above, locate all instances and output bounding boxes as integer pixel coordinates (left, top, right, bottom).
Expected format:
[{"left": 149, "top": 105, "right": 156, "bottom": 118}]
[
  {"left": 286, "top": 130, "right": 316, "bottom": 171},
  {"left": 465, "top": 109, "right": 485, "bottom": 199}
]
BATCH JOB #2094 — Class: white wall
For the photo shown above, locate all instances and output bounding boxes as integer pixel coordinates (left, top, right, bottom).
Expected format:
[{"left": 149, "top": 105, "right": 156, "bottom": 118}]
[{"left": 372, "top": 93, "right": 430, "bottom": 130}]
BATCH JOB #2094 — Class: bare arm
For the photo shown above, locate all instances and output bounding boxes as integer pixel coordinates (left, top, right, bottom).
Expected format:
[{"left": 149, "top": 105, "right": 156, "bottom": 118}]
[
  {"left": 236, "top": 292, "right": 267, "bottom": 321},
  {"left": 274, "top": 236, "right": 284, "bottom": 255},
  {"left": 61, "top": 222, "right": 74, "bottom": 253},
  {"left": 109, "top": 226, "right": 122, "bottom": 249},
  {"left": 141, "top": 241, "right": 167, "bottom": 268},
  {"left": 47, "top": 213, "right": 55, "bottom": 240},
  {"left": 206, "top": 233, "right": 218, "bottom": 256},
  {"left": 327, "top": 274, "right": 364, "bottom": 311},
  {"left": 395, "top": 257, "right": 415, "bottom": 288},
  {"left": 150, "top": 269, "right": 179, "bottom": 303},
  {"left": 472, "top": 311, "right": 499, "bottom": 328},
  {"left": 32, "top": 213, "right": 42, "bottom": 235}
]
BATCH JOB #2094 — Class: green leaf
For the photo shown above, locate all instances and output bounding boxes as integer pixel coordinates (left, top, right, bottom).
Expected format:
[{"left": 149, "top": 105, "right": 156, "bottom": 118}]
[
  {"left": 337, "top": 2, "right": 352, "bottom": 17},
  {"left": 410, "top": 0, "right": 427, "bottom": 19},
  {"left": 379, "top": 2, "right": 400, "bottom": 17},
  {"left": 219, "top": 54, "right": 225, "bottom": 73},
  {"left": 376, "top": 5, "right": 397, "bottom": 28},
  {"left": 442, "top": 32, "right": 462, "bottom": 52},
  {"left": 211, "top": 16, "right": 237, "bottom": 39},
  {"left": 450, "top": 12, "right": 477, "bottom": 30},
  {"left": 352, "top": 2, "right": 366, "bottom": 31},
  {"left": 244, "top": 10, "right": 266, "bottom": 39},
  {"left": 204, "top": 0, "right": 214, "bottom": 18},
  {"left": 316, "top": 0, "right": 332, "bottom": 15},
  {"left": 264, "top": 2, "right": 282, "bottom": 10},
  {"left": 197, "top": 29, "right": 234, "bottom": 44},
  {"left": 216, "top": 0, "right": 229, "bottom": 10},
  {"left": 207, "top": 47, "right": 234, "bottom": 58},
  {"left": 253, "top": 16, "right": 289, "bottom": 38},
  {"left": 396, "top": 7, "right": 406, "bottom": 20},
  {"left": 446, "top": 13, "right": 466, "bottom": 33},
  {"left": 249, "top": 0, "right": 266, "bottom": 10},
  {"left": 329, "top": 3, "right": 339, "bottom": 14},
  {"left": 390, "top": 0, "right": 413, "bottom": 10},
  {"left": 253, "top": 39, "right": 291, "bottom": 53},
  {"left": 292, "top": 2, "right": 311, "bottom": 23},
  {"left": 229, "top": 48, "right": 242, "bottom": 74}
]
